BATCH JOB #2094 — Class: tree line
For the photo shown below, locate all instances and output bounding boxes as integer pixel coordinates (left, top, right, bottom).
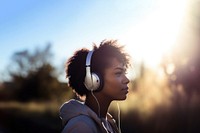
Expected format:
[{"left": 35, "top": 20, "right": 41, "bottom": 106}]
[{"left": 0, "top": 44, "right": 72, "bottom": 102}]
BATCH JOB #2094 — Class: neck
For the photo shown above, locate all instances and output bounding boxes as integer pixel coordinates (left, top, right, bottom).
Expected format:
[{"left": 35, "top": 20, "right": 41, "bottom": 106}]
[{"left": 85, "top": 92, "right": 111, "bottom": 118}]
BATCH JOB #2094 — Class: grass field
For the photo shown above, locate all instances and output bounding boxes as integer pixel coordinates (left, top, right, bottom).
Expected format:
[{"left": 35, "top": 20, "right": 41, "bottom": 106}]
[{"left": 0, "top": 101, "right": 63, "bottom": 133}]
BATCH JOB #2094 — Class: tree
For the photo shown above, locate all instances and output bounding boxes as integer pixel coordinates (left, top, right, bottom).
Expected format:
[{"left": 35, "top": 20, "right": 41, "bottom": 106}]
[{"left": 7, "top": 44, "right": 64, "bottom": 102}]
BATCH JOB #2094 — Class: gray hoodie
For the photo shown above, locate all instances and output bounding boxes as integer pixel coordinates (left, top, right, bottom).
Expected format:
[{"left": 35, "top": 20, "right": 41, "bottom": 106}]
[{"left": 59, "top": 99, "right": 120, "bottom": 133}]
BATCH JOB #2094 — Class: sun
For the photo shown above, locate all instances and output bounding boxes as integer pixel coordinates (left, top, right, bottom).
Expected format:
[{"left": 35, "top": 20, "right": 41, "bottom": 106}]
[{"left": 121, "top": 0, "right": 188, "bottom": 68}]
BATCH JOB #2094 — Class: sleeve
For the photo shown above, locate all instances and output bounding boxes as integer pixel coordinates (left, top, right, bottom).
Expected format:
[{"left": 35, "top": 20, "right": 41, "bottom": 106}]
[{"left": 61, "top": 115, "right": 98, "bottom": 133}]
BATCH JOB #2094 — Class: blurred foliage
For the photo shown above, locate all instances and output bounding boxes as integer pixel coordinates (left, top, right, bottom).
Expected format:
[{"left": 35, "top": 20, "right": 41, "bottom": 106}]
[{"left": 0, "top": 44, "right": 73, "bottom": 102}]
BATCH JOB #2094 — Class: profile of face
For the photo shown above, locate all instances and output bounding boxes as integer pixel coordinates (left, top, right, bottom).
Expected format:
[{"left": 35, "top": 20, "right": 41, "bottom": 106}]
[{"left": 101, "top": 57, "right": 130, "bottom": 101}]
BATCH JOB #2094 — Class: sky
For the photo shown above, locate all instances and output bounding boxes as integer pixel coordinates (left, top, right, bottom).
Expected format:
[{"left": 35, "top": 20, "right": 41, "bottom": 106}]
[{"left": 0, "top": 0, "right": 189, "bottom": 82}]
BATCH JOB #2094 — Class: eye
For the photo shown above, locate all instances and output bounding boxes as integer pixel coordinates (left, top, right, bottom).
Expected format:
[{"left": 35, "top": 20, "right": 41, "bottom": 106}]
[
  {"left": 114, "top": 68, "right": 127, "bottom": 76},
  {"left": 115, "top": 71, "right": 123, "bottom": 76}
]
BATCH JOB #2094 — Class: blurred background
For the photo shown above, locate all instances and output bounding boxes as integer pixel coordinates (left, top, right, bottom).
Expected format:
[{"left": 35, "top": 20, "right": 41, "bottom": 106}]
[{"left": 0, "top": 0, "right": 200, "bottom": 133}]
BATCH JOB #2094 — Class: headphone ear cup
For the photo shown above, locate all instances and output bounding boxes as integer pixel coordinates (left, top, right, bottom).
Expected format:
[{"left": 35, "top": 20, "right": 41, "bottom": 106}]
[
  {"left": 91, "top": 73, "right": 103, "bottom": 92},
  {"left": 84, "top": 50, "right": 103, "bottom": 91}
]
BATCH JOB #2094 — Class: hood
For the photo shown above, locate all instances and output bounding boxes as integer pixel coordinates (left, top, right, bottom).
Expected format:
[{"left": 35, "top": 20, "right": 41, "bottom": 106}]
[{"left": 59, "top": 99, "right": 101, "bottom": 126}]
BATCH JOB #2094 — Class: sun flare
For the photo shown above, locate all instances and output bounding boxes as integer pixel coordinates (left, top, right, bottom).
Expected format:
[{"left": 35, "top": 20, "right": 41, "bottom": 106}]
[{"left": 121, "top": 0, "right": 188, "bottom": 68}]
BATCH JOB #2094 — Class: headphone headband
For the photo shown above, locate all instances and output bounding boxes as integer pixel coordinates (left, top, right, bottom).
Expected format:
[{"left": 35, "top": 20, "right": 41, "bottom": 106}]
[{"left": 86, "top": 51, "right": 94, "bottom": 66}]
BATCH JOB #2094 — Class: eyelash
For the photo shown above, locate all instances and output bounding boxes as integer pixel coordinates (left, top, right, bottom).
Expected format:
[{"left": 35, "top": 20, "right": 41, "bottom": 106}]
[
  {"left": 115, "top": 71, "right": 127, "bottom": 75},
  {"left": 115, "top": 71, "right": 126, "bottom": 76},
  {"left": 115, "top": 72, "right": 122, "bottom": 75}
]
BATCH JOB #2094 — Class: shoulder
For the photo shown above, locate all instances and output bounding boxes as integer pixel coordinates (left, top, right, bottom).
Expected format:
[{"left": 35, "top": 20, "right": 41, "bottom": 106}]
[{"left": 61, "top": 115, "right": 99, "bottom": 133}]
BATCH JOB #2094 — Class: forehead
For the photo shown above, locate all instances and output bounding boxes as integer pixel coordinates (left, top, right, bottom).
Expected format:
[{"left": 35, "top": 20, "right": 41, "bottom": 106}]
[{"left": 107, "top": 58, "right": 124, "bottom": 69}]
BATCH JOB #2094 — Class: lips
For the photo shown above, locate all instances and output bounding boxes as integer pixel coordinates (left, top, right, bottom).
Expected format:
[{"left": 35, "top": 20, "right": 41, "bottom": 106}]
[{"left": 122, "top": 87, "right": 129, "bottom": 93}]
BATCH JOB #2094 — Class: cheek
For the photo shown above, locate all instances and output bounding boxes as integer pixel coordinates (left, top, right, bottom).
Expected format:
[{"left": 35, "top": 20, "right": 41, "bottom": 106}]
[{"left": 103, "top": 76, "right": 121, "bottom": 92}]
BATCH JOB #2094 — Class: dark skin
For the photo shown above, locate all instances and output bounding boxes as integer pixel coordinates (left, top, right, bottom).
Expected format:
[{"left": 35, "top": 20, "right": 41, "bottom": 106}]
[{"left": 85, "top": 57, "right": 130, "bottom": 118}]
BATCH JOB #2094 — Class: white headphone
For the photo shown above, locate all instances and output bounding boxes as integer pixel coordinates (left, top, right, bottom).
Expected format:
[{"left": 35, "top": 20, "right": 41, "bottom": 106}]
[{"left": 84, "top": 51, "right": 102, "bottom": 91}]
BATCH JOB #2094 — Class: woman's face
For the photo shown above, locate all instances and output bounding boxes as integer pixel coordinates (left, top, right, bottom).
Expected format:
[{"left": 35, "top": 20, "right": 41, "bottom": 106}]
[{"left": 101, "top": 58, "right": 130, "bottom": 101}]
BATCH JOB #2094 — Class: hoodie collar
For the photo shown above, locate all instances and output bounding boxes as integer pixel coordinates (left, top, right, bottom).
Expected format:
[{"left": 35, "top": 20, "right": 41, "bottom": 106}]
[{"left": 59, "top": 99, "right": 101, "bottom": 125}]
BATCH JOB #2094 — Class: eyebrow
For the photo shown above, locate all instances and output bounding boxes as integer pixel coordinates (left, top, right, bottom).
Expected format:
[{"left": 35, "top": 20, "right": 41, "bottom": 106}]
[{"left": 114, "top": 67, "right": 125, "bottom": 71}]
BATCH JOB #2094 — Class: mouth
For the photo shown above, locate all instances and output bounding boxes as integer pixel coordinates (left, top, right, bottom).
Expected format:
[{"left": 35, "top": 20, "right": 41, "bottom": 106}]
[{"left": 122, "top": 87, "right": 129, "bottom": 93}]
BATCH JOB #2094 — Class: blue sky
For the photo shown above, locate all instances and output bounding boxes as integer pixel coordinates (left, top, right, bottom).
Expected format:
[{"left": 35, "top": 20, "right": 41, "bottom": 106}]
[{"left": 0, "top": 0, "right": 188, "bottom": 81}]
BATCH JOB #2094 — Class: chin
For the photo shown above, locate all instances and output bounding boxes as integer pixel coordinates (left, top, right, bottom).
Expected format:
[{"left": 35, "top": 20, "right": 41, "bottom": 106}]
[{"left": 121, "top": 97, "right": 127, "bottom": 100}]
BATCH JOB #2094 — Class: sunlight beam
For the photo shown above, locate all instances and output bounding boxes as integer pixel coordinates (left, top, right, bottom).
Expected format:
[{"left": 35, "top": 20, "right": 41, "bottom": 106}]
[{"left": 121, "top": 0, "right": 188, "bottom": 68}]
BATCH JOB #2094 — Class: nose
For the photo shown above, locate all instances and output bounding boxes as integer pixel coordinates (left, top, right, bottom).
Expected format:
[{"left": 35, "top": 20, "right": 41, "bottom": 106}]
[{"left": 123, "top": 75, "right": 130, "bottom": 84}]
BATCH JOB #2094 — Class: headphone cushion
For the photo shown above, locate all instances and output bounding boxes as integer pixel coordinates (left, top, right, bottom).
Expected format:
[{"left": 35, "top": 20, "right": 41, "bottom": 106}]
[{"left": 91, "top": 73, "right": 103, "bottom": 92}]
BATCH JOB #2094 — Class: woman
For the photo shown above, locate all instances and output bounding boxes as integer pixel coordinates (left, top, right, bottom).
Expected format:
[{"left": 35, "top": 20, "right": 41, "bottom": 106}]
[{"left": 60, "top": 40, "right": 130, "bottom": 133}]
